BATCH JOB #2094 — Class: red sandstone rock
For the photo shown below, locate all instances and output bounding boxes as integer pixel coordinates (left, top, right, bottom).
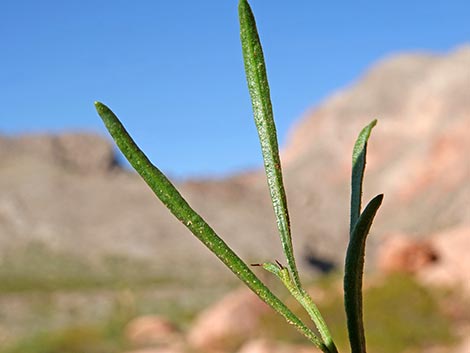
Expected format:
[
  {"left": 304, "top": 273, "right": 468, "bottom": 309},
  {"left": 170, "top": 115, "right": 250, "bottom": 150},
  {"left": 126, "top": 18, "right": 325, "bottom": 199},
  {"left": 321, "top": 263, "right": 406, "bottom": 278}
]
[
  {"left": 187, "top": 288, "right": 271, "bottom": 352},
  {"left": 376, "top": 234, "right": 438, "bottom": 274},
  {"left": 123, "top": 347, "right": 186, "bottom": 353},
  {"left": 124, "top": 315, "right": 180, "bottom": 346},
  {"left": 419, "top": 226, "right": 470, "bottom": 295},
  {"left": 236, "top": 339, "right": 317, "bottom": 353}
]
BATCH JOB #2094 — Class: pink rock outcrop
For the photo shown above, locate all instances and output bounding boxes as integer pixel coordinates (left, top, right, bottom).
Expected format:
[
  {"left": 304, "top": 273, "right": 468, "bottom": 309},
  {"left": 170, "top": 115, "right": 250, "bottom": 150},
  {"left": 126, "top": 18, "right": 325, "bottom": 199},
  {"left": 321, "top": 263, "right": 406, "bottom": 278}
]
[
  {"left": 376, "top": 234, "right": 438, "bottom": 274},
  {"left": 419, "top": 226, "right": 470, "bottom": 295},
  {"left": 124, "top": 315, "right": 181, "bottom": 346},
  {"left": 236, "top": 338, "right": 317, "bottom": 353},
  {"left": 123, "top": 347, "right": 186, "bottom": 353},
  {"left": 187, "top": 288, "right": 271, "bottom": 352}
]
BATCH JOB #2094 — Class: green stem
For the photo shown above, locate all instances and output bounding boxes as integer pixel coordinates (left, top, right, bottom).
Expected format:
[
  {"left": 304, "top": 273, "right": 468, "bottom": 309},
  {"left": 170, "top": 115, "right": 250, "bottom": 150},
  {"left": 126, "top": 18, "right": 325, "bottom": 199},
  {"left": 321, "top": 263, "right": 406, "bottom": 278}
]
[
  {"left": 262, "top": 262, "right": 338, "bottom": 353},
  {"left": 297, "top": 288, "right": 339, "bottom": 353}
]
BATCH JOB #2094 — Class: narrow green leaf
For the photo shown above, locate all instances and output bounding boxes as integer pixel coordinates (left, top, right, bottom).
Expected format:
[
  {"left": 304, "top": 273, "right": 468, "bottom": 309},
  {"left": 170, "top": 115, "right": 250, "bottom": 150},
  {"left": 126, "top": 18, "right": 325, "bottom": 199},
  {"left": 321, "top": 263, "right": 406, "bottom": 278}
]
[
  {"left": 344, "top": 194, "right": 383, "bottom": 353},
  {"left": 238, "top": 0, "right": 300, "bottom": 290},
  {"left": 350, "top": 119, "right": 377, "bottom": 235},
  {"left": 94, "top": 101, "right": 329, "bottom": 352}
]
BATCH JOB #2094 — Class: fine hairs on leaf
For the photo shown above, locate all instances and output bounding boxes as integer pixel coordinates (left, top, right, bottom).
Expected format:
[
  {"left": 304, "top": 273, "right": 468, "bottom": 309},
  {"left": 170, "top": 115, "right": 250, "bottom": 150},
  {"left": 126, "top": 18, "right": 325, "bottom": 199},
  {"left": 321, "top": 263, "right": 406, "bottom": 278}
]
[
  {"left": 239, "top": 0, "right": 300, "bottom": 291},
  {"left": 239, "top": 2, "right": 337, "bottom": 351},
  {"left": 95, "top": 1, "right": 382, "bottom": 353}
]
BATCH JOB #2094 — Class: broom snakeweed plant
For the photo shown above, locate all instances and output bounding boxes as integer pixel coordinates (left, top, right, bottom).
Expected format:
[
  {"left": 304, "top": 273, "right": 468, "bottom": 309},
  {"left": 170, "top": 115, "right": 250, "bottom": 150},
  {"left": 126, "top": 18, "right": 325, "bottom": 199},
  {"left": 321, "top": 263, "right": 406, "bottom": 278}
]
[{"left": 95, "top": 1, "right": 383, "bottom": 352}]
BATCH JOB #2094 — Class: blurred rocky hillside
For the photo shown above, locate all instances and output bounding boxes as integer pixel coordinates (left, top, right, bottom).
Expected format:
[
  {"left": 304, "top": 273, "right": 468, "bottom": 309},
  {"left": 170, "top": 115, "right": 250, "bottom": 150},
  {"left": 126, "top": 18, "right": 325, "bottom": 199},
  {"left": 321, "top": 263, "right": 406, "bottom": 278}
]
[{"left": 0, "top": 45, "right": 469, "bottom": 284}]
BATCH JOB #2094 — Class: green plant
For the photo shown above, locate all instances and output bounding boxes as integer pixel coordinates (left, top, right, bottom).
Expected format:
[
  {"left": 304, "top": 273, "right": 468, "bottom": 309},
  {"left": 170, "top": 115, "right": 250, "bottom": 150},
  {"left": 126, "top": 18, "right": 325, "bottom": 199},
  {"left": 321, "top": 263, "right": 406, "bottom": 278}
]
[{"left": 95, "top": 1, "right": 383, "bottom": 352}]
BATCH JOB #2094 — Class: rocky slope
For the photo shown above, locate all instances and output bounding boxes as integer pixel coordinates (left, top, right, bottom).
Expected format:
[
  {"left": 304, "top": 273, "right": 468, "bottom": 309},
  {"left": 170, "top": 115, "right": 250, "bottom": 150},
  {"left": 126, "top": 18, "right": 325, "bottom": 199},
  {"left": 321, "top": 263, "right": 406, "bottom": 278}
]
[
  {"left": 0, "top": 46, "right": 469, "bottom": 284},
  {"left": 280, "top": 45, "right": 470, "bottom": 264}
]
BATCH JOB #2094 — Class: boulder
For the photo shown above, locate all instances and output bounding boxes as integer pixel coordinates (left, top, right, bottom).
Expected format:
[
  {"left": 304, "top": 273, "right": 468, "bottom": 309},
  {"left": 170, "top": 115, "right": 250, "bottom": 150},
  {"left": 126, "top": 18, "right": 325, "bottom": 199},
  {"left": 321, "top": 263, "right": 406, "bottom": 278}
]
[
  {"left": 187, "top": 288, "right": 270, "bottom": 352},
  {"left": 236, "top": 339, "right": 316, "bottom": 353},
  {"left": 419, "top": 226, "right": 470, "bottom": 295},
  {"left": 455, "top": 333, "right": 470, "bottom": 353},
  {"left": 376, "top": 234, "right": 438, "bottom": 274},
  {"left": 124, "top": 315, "right": 181, "bottom": 346},
  {"left": 122, "top": 347, "right": 186, "bottom": 353}
]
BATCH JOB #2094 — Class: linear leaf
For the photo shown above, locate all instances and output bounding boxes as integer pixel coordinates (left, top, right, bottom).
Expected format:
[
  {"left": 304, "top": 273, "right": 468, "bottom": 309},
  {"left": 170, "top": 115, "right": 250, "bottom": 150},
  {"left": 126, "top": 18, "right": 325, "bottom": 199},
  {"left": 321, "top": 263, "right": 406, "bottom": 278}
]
[
  {"left": 344, "top": 194, "right": 383, "bottom": 353},
  {"left": 350, "top": 119, "right": 377, "bottom": 234},
  {"left": 238, "top": 0, "right": 300, "bottom": 289},
  {"left": 94, "top": 101, "right": 329, "bottom": 352}
]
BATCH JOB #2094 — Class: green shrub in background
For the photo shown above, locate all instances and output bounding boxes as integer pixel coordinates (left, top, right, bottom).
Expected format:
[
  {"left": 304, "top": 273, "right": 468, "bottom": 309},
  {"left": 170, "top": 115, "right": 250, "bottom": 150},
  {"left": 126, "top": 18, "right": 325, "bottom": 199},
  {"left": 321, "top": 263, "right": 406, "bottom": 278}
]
[
  {"left": 95, "top": 1, "right": 382, "bottom": 352},
  {"left": 2, "top": 322, "right": 127, "bottom": 353},
  {"left": 359, "top": 275, "right": 454, "bottom": 353},
  {"left": 1, "top": 275, "right": 455, "bottom": 353},
  {"left": 1, "top": 295, "right": 134, "bottom": 353},
  {"left": 257, "top": 274, "right": 455, "bottom": 353}
]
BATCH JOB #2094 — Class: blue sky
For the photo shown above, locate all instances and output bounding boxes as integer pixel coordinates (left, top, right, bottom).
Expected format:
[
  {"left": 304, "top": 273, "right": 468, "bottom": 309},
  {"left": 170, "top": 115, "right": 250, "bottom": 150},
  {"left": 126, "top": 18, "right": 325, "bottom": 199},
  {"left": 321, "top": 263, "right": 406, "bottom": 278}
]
[{"left": 2, "top": 1, "right": 469, "bottom": 179}]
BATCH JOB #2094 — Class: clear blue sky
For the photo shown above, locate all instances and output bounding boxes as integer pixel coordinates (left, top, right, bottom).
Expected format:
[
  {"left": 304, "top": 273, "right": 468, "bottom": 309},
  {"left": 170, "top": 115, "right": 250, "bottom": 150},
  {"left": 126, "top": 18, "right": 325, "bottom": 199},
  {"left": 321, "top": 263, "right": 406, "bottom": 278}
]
[{"left": 2, "top": 1, "right": 469, "bottom": 179}]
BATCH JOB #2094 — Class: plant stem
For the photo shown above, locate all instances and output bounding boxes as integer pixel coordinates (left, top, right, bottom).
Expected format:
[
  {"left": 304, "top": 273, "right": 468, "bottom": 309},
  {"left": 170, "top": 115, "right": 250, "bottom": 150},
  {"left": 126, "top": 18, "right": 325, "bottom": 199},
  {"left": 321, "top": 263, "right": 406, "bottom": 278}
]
[{"left": 261, "top": 262, "right": 338, "bottom": 353}]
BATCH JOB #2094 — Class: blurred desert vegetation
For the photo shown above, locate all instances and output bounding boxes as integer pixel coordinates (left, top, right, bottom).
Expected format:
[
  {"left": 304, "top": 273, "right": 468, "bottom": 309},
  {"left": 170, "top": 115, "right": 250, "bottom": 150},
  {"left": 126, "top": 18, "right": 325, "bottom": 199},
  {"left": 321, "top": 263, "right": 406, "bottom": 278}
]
[{"left": 0, "top": 272, "right": 468, "bottom": 353}]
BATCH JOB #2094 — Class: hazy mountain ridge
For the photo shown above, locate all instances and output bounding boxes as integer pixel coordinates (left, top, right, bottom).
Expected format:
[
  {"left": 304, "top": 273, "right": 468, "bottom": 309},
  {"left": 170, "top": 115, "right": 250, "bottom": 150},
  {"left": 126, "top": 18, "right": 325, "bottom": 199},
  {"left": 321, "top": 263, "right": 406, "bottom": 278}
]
[
  {"left": 1, "top": 46, "right": 469, "bottom": 281},
  {"left": 281, "top": 45, "right": 470, "bottom": 260}
]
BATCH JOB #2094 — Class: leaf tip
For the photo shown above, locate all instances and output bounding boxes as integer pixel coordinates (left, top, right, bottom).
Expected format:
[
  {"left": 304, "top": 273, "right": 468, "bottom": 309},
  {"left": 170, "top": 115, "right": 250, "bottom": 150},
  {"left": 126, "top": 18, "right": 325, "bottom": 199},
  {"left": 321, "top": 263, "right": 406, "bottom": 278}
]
[
  {"left": 94, "top": 101, "right": 106, "bottom": 113},
  {"left": 238, "top": 0, "right": 253, "bottom": 22},
  {"left": 94, "top": 101, "right": 115, "bottom": 121},
  {"left": 371, "top": 193, "right": 384, "bottom": 206},
  {"left": 238, "top": 0, "right": 248, "bottom": 8},
  {"left": 363, "top": 119, "right": 378, "bottom": 136}
]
